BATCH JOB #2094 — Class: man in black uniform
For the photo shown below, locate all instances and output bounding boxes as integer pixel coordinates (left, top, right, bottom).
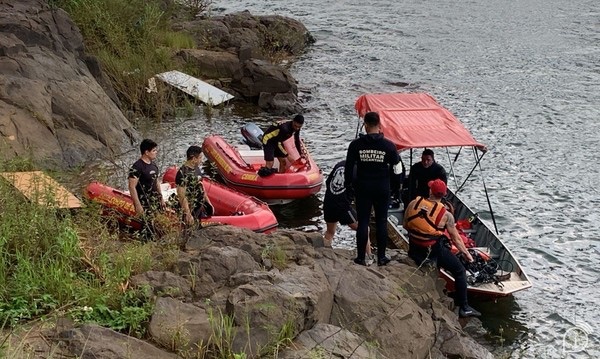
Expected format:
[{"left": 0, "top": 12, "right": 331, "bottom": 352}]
[
  {"left": 323, "top": 160, "right": 374, "bottom": 263},
  {"left": 175, "top": 145, "right": 214, "bottom": 227},
  {"left": 259, "top": 114, "right": 304, "bottom": 176},
  {"left": 407, "top": 149, "right": 447, "bottom": 202},
  {"left": 345, "top": 112, "right": 400, "bottom": 266}
]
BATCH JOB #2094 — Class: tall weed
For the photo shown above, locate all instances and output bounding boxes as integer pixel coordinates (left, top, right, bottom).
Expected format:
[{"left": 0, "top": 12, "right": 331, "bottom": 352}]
[
  {"left": 51, "top": 0, "right": 197, "bottom": 119},
  {"left": 0, "top": 161, "right": 166, "bottom": 335}
]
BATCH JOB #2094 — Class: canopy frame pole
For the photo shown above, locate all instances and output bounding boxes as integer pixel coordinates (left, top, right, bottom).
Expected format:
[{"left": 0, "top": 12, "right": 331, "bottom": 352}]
[
  {"left": 455, "top": 148, "right": 498, "bottom": 234},
  {"left": 474, "top": 148, "right": 499, "bottom": 235},
  {"left": 444, "top": 147, "right": 460, "bottom": 193},
  {"left": 456, "top": 148, "right": 485, "bottom": 193},
  {"left": 355, "top": 115, "right": 362, "bottom": 139}
]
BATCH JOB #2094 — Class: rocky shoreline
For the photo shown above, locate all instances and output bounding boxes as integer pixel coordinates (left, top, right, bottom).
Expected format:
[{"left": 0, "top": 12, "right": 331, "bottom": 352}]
[
  {"left": 1, "top": 0, "right": 311, "bottom": 168},
  {"left": 17, "top": 226, "right": 494, "bottom": 358}
]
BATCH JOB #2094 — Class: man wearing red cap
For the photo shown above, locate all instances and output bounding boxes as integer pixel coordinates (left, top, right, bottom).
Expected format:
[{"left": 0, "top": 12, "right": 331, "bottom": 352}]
[{"left": 403, "top": 179, "right": 481, "bottom": 318}]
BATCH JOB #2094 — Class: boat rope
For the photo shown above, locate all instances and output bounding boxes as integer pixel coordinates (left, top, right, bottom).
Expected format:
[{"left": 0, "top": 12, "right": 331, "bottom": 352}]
[{"left": 354, "top": 115, "right": 363, "bottom": 140}]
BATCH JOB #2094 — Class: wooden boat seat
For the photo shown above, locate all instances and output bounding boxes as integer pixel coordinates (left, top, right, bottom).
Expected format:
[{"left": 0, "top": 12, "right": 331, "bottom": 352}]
[{"left": 471, "top": 272, "right": 531, "bottom": 292}]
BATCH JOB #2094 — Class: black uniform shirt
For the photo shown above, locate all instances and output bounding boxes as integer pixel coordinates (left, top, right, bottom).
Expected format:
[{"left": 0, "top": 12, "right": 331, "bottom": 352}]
[{"left": 344, "top": 133, "right": 400, "bottom": 188}]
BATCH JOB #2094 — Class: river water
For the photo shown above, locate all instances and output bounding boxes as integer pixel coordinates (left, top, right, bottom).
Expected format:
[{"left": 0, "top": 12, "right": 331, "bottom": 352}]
[{"left": 130, "top": 0, "right": 599, "bottom": 357}]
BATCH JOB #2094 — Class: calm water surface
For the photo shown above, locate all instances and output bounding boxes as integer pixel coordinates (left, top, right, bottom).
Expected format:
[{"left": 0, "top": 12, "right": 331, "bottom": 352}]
[{"left": 109, "top": 0, "right": 599, "bottom": 357}]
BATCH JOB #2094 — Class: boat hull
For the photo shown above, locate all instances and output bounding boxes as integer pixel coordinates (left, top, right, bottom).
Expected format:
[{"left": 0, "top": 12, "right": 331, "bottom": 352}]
[
  {"left": 202, "top": 135, "right": 323, "bottom": 201},
  {"left": 85, "top": 175, "right": 278, "bottom": 234}
]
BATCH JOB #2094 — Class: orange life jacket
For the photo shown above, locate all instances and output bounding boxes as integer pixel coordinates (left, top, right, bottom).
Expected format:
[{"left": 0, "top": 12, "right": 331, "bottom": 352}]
[{"left": 404, "top": 196, "right": 446, "bottom": 247}]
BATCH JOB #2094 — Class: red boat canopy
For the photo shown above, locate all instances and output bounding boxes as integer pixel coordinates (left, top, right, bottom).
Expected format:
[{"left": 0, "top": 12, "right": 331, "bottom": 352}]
[{"left": 354, "top": 93, "right": 486, "bottom": 151}]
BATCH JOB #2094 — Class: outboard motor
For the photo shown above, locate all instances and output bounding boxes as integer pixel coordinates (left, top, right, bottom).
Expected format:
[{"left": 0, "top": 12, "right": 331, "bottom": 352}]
[{"left": 241, "top": 123, "right": 264, "bottom": 149}]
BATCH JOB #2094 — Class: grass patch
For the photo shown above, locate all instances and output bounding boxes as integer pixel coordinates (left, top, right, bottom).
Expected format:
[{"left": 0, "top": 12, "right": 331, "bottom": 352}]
[
  {"left": 261, "top": 242, "right": 288, "bottom": 270},
  {"left": 49, "top": 0, "right": 199, "bottom": 119},
  {"left": 0, "top": 161, "right": 303, "bottom": 357},
  {"left": 0, "top": 159, "right": 180, "bottom": 338}
]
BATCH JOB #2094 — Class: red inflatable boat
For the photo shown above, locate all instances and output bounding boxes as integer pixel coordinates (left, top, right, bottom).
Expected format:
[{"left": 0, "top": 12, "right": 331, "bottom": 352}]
[
  {"left": 202, "top": 135, "right": 323, "bottom": 203},
  {"left": 85, "top": 172, "right": 278, "bottom": 233}
]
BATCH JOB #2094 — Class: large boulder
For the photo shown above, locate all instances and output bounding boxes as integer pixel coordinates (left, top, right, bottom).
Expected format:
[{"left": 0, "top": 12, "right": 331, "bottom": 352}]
[
  {"left": 178, "top": 11, "right": 314, "bottom": 56},
  {"left": 231, "top": 59, "right": 301, "bottom": 114},
  {"left": 130, "top": 270, "right": 192, "bottom": 300},
  {"left": 176, "top": 49, "right": 240, "bottom": 79},
  {"left": 49, "top": 227, "right": 495, "bottom": 359},
  {"left": 226, "top": 264, "right": 333, "bottom": 354},
  {"left": 148, "top": 297, "right": 212, "bottom": 352},
  {"left": 174, "top": 11, "right": 312, "bottom": 114},
  {"left": 0, "top": 0, "right": 136, "bottom": 168},
  {"left": 231, "top": 59, "right": 297, "bottom": 97},
  {"left": 59, "top": 324, "right": 176, "bottom": 359},
  {"left": 323, "top": 258, "right": 437, "bottom": 358}
]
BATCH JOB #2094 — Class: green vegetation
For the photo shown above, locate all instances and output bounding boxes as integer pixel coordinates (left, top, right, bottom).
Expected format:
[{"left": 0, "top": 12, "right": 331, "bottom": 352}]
[
  {"left": 0, "top": 160, "right": 300, "bottom": 357},
  {"left": 262, "top": 318, "right": 295, "bottom": 357},
  {"left": 0, "top": 159, "right": 179, "bottom": 338},
  {"left": 206, "top": 307, "right": 240, "bottom": 359},
  {"left": 48, "top": 0, "right": 202, "bottom": 119},
  {"left": 261, "top": 242, "right": 288, "bottom": 270}
]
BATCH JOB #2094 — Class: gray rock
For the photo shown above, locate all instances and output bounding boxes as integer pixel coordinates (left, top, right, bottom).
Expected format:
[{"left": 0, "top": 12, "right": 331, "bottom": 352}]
[
  {"left": 0, "top": 0, "right": 136, "bottom": 168},
  {"left": 232, "top": 59, "right": 297, "bottom": 98},
  {"left": 148, "top": 297, "right": 212, "bottom": 353},
  {"left": 437, "top": 321, "right": 495, "bottom": 359},
  {"left": 176, "top": 48, "right": 240, "bottom": 79},
  {"left": 59, "top": 324, "right": 177, "bottom": 359},
  {"left": 279, "top": 323, "right": 387, "bottom": 359},
  {"left": 176, "top": 11, "right": 312, "bottom": 113},
  {"left": 130, "top": 270, "right": 192, "bottom": 299},
  {"left": 325, "top": 258, "right": 437, "bottom": 358},
  {"left": 50, "top": 226, "right": 494, "bottom": 359}
]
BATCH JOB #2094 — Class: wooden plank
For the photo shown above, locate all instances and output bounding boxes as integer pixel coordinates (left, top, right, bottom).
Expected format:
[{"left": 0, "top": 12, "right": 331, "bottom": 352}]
[
  {"left": 0, "top": 171, "right": 82, "bottom": 209},
  {"left": 471, "top": 272, "right": 532, "bottom": 293},
  {"left": 155, "top": 70, "right": 234, "bottom": 106}
]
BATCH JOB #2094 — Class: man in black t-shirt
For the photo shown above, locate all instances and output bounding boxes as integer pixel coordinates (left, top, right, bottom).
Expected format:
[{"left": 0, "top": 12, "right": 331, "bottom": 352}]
[
  {"left": 128, "top": 139, "right": 165, "bottom": 216},
  {"left": 175, "top": 145, "right": 214, "bottom": 226},
  {"left": 407, "top": 149, "right": 447, "bottom": 203},
  {"left": 323, "top": 160, "right": 374, "bottom": 263},
  {"left": 345, "top": 112, "right": 400, "bottom": 266}
]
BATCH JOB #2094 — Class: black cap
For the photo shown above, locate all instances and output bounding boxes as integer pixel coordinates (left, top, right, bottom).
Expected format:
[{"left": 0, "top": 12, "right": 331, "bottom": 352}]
[{"left": 293, "top": 114, "right": 304, "bottom": 124}]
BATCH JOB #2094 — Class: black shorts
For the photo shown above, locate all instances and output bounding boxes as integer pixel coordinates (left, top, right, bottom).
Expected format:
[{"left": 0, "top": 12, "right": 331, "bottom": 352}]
[
  {"left": 263, "top": 141, "right": 287, "bottom": 161},
  {"left": 323, "top": 203, "right": 357, "bottom": 225}
]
